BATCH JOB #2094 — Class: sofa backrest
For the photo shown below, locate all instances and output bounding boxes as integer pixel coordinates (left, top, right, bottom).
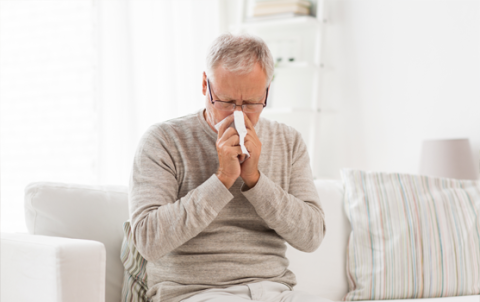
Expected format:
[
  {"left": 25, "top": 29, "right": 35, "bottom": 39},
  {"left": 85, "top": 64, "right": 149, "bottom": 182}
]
[
  {"left": 286, "top": 179, "right": 351, "bottom": 301},
  {"left": 25, "top": 179, "right": 350, "bottom": 302},
  {"left": 25, "top": 182, "right": 129, "bottom": 302}
]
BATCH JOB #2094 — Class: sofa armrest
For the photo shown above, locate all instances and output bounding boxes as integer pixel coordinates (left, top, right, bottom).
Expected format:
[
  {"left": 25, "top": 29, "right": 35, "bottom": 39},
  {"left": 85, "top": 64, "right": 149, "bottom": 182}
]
[{"left": 1, "top": 233, "right": 106, "bottom": 302}]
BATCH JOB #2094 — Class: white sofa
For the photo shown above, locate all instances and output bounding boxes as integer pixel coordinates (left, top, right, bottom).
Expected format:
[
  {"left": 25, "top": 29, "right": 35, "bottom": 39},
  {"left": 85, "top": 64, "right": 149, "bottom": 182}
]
[{"left": 1, "top": 180, "right": 479, "bottom": 302}]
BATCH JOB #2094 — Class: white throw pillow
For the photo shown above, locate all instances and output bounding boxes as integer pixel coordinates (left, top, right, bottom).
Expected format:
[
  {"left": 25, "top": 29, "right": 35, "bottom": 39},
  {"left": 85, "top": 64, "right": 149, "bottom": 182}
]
[{"left": 120, "top": 220, "right": 148, "bottom": 302}]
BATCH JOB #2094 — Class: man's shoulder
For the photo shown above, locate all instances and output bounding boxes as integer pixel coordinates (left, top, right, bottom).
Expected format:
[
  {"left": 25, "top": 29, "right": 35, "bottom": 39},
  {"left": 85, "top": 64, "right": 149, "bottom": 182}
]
[
  {"left": 152, "top": 111, "right": 198, "bottom": 129},
  {"left": 258, "top": 116, "right": 301, "bottom": 141},
  {"left": 258, "top": 117, "right": 309, "bottom": 160},
  {"left": 141, "top": 111, "right": 202, "bottom": 145}
]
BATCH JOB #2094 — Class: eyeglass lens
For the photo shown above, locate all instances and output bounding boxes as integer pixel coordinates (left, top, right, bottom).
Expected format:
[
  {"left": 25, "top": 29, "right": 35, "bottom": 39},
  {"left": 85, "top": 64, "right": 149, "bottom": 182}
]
[{"left": 213, "top": 102, "right": 263, "bottom": 113}]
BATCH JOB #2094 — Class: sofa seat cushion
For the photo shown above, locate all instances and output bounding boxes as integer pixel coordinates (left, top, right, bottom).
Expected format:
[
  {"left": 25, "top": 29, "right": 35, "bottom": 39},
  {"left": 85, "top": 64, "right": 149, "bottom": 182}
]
[{"left": 360, "top": 295, "right": 480, "bottom": 302}]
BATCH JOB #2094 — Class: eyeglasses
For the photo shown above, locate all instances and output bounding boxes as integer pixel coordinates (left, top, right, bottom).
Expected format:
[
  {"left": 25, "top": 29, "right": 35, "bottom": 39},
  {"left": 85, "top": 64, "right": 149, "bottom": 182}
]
[{"left": 207, "top": 78, "right": 268, "bottom": 113}]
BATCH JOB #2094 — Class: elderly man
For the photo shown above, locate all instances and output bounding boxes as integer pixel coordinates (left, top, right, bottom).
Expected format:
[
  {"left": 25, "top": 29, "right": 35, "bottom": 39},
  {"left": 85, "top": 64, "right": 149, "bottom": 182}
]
[{"left": 129, "top": 33, "right": 329, "bottom": 302}]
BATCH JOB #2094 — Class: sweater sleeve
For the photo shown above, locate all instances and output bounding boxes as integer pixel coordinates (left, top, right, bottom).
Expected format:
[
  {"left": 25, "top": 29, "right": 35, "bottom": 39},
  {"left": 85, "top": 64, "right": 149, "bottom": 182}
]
[
  {"left": 128, "top": 127, "right": 233, "bottom": 262},
  {"left": 240, "top": 130, "right": 326, "bottom": 253}
]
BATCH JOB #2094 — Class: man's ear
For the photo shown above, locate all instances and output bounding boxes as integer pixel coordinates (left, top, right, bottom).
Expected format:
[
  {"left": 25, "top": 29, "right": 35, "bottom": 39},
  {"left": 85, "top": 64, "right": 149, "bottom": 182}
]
[{"left": 202, "top": 72, "right": 207, "bottom": 96}]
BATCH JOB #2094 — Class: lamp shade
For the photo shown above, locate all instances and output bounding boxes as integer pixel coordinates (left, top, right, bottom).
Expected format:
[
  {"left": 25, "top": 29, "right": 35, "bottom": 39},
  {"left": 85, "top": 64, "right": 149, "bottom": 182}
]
[{"left": 419, "top": 138, "right": 478, "bottom": 180}]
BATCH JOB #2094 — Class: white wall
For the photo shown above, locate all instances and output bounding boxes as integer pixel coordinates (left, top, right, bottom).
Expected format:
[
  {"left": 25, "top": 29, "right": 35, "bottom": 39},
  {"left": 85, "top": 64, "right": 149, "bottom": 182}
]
[
  {"left": 316, "top": 0, "right": 480, "bottom": 178},
  {"left": 225, "top": 0, "right": 480, "bottom": 179}
]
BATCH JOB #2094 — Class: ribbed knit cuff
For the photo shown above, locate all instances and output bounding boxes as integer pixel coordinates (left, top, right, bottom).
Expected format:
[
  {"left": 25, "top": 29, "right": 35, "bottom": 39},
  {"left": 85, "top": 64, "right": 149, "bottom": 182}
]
[
  {"left": 202, "top": 174, "right": 234, "bottom": 215},
  {"left": 240, "top": 171, "right": 279, "bottom": 218}
]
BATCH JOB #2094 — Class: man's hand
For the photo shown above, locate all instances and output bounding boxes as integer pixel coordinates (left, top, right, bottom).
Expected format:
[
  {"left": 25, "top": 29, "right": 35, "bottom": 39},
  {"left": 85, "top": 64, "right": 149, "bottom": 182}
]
[
  {"left": 215, "top": 114, "right": 243, "bottom": 189},
  {"left": 240, "top": 114, "right": 261, "bottom": 189}
]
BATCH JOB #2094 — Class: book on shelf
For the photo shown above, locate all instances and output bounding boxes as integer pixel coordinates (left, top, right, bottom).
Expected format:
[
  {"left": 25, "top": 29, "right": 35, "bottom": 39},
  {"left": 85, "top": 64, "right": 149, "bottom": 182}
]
[
  {"left": 245, "top": 12, "right": 313, "bottom": 23},
  {"left": 253, "top": 2, "right": 311, "bottom": 17},
  {"left": 254, "top": 0, "right": 312, "bottom": 7}
]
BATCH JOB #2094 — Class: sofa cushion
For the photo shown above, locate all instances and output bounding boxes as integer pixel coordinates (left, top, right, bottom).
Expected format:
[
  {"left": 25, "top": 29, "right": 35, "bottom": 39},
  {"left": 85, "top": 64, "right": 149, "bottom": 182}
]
[
  {"left": 23, "top": 179, "right": 349, "bottom": 302},
  {"left": 342, "top": 170, "right": 480, "bottom": 301},
  {"left": 286, "top": 179, "right": 350, "bottom": 301},
  {"left": 358, "top": 295, "right": 480, "bottom": 302},
  {"left": 24, "top": 182, "right": 129, "bottom": 302},
  {"left": 1, "top": 233, "right": 106, "bottom": 302}
]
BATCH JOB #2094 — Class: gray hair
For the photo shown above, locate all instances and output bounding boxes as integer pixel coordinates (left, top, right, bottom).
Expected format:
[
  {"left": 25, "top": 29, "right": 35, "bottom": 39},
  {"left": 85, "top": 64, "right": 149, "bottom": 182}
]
[{"left": 206, "top": 33, "right": 274, "bottom": 88}]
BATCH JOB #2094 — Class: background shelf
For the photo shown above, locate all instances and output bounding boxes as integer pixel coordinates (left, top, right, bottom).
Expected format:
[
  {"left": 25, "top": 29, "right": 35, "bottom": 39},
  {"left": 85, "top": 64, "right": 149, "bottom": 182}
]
[
  {"left": 232, "top": 15, "right": 320, "bottom": 30},
  {"left": 235, "top": 0, "right": 325, "bottom": 178},
  {"left": 275, "top": 62, "right": 322, "bottom": 70}
]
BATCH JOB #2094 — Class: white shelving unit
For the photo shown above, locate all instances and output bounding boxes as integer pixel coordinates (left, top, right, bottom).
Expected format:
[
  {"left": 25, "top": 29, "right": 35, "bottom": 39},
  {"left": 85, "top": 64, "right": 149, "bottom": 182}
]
[{"left": 230, "top": 0, "right": 326, "bottom": 178}]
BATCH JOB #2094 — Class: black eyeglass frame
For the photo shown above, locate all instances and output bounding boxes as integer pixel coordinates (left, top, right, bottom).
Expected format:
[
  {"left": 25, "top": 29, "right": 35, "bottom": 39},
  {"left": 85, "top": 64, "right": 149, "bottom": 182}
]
[{"left": 207, "top": 78, "right": 269, "bottom": 112}]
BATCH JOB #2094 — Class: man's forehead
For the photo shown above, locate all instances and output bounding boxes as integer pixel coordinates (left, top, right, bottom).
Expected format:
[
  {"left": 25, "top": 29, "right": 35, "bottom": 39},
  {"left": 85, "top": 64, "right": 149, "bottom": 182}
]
[
  {"left": 210, "top": 77, "right": 267, "bottom": 100},
  {"left": 211, "top": 64, "right": 267, "bottom": 90}
]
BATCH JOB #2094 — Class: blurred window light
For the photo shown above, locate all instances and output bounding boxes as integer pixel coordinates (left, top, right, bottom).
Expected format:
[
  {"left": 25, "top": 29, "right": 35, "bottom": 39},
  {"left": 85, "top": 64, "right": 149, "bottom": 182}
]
[
  {"left": 0, "top": 0, "right": 221, "bottom": 232},
  {"left": 1, "top": 1, "right": 99, "bottom": 233},
  {"left": 1, "top": 0, "right": 222, "bottom": 233}
]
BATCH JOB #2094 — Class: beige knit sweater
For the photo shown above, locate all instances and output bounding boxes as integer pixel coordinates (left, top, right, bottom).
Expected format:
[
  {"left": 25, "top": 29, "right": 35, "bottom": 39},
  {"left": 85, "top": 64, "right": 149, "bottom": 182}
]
[{"left": 129, "top": 109, "right": 326, "bottom": 302}]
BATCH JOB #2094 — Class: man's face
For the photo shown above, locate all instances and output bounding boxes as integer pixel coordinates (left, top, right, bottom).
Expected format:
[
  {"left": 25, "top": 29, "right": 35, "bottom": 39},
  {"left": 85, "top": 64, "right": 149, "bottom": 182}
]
[{"left": 202, "top": 62, "right": 268, "bottom": 131}]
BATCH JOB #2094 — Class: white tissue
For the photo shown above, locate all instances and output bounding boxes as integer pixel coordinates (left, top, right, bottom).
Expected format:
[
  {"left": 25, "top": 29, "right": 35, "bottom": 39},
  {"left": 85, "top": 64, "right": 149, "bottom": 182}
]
[
  {"left": 233, "top": 111, "right": 250, "bottom": 158},
  {"left": 214, "top": 111, "right": 250, "bottom": 163}
]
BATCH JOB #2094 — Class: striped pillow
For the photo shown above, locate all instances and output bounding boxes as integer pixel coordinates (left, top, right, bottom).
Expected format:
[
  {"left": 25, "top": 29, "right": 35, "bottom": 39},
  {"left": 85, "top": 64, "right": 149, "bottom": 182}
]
[
  {"left": 120, "top": 220, "right": 149, "bottom": 302},
  {"left": 342, "top": 169, "right": 480, "bottom": 301}
]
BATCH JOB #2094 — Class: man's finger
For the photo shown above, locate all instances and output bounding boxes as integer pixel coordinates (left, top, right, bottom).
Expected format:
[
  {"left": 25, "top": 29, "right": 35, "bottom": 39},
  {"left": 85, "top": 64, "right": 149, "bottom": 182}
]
[
  {"left": 229, "top": 146, "right": 243, "bottom": 158},
  {"left": 244, "top": 140, "right": 256, "bottom": 153},
  {"left": 224, "top": 132, "right": 240, "bottom": 147},
  {"left": 220, "top": 127, "right": 239, "bottom": 143},
  {"left": 243, "top": 113, "right": 255, "bottom": 131},
  {"left": 243, "top": 130, "right": 259, "bottom": 143},
  {"left": 217, "top": 114, "right": 235, "bottom": 138}
]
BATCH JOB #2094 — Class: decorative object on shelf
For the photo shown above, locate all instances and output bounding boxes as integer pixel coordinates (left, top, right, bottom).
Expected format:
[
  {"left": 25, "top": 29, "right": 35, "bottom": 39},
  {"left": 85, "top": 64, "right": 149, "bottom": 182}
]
[
  {"left": 250, "top": 0, "right": 312, "bottom": 20},
  {"left": 419, "top": 138, "right": 478, "bottom": 180},
  {"left": 266, "top": 37, "right": 302, "bottom": 64}
]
